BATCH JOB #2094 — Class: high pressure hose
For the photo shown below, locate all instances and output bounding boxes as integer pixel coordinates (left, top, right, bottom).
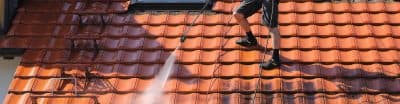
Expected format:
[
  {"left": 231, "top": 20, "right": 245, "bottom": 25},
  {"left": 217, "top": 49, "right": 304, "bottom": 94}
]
[
  {"left": 202, "top": 0, "right": 235, "bottom": 103},
  {"left": 180, "top": 0, "right": 212, "bottom": 43},
  {"left": 251, "top": 0, "right": 276, "bottom": 103},
  {"left": 204, "top": 11, "right": 234, "bottom": 104}
]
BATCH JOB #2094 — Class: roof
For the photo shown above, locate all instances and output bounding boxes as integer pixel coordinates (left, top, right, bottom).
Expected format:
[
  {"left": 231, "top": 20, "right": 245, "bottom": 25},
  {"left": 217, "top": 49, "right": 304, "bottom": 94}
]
[{"left": 1, "top": 0, "right": 400, "bottom": 103}]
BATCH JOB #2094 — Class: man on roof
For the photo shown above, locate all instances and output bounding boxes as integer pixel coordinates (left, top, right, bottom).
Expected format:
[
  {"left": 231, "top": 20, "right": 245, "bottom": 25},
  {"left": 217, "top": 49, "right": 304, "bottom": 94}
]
[{"left": 233, "top": 0, "right": 280, "bottom": 69}]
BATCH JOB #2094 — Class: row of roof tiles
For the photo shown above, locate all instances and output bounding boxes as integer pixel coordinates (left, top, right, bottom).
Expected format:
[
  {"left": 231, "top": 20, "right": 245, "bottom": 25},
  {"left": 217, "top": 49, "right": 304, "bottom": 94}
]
[
  {"left": 11, "top": 13, "right": 400, "bottom": 25},
  {"left": 213, "top": 1, "right": 400, "bottom": 13},
  {"left": 7, "top": 25, "right": 400, "bottom": 37},
  {"left": 5, "top": 93, "right": 400, "bottom": 104},
  {"left": 216, "top": 0, "right": 398, "bottom": 2},
  {"left": 13, "top": 63, "right": 400, "bottom": 78},
  {"left": 8, "top": 77, "right": 400, "bottom": 93},
  {"left": 2, "top": 37, "right": 400, "bottom": 50},
  {"left": 19, "top": 0, "right": 129, "bottom": 13},
  {"left": 20, "top": 50, "right": 399, "bottom": 63},
  {"left": 19, "top": 0, "right": 400, "bottom": 13}
]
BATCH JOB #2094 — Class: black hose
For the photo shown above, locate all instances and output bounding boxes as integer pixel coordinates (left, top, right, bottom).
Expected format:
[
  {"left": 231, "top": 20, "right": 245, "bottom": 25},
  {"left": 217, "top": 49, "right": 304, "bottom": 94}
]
[{"left": 180, "top": 0, "right": 211, "bottom": 43}]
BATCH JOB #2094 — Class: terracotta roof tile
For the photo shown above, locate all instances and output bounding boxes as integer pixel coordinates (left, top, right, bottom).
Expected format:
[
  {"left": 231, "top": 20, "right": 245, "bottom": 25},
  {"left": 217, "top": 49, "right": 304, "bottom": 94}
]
[
  {"left": 280, "top": 64, "right": 301, "bottom": 77},
  {"left": 334, "top": 13, "right": 352, "bottom": 24},
  {"left": 319, "top": 37, "right": 338, "bottom": 49},
  {"left": 36, "top": 64, "right": 62, "bottom": 78},
  {"left": 385, "top": 2, "right": 400, "bottom": 13},
  {"left": 279, "top": 1, "right": 295, "bottom": 12},
  {"left": 314, "top": 2, "right": 332, "bottom": 13},
  {"left": 350, "top": 2, "right": 368, "bottom": 13},
  {"left": 389, "top": 13, "right": 400, "bottom": 24},
  {"left": 315, "top": 13, "right": 334, "bottom": 25},
  {"left": 372, "top": 25, "right": 392, "bottom": 37},
  {"left": 295, "top": 2, "right": 314, "bottom": 13},
  {"left": 319, "top": 64, "right": 341, "bottom": 77},
  {"left": 392, "top": 26, "right": 400, "bottom": 37},
  {"left": 320, "top": 50, "right": 340, "bottom": 63},
  {"left": 14, "top": 64, "right": 39, "bottom": 78}
]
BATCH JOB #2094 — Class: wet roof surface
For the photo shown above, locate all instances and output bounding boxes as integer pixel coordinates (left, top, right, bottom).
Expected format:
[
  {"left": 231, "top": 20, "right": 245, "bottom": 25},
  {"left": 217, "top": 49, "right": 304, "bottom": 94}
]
[{"left": 1, "top": 0, "right": 400, "bottom": 103}]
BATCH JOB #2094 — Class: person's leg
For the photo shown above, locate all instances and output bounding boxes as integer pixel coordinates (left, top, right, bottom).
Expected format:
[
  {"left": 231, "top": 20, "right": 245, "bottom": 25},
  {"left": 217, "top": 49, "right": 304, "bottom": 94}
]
[
  {"left": 233, "top": 13, "right": 251, "bottom": 33},
  {"left": 260, "top": 0, "right": 280, "bottom": 69},
  {"left": 270, "top": 27, "right": 280, "bottom": 62},
  {"left": 233, "top": 0, "right": 262, "bottom": 46},
  {"left": 260, "top": 27, "right": 281, "bottom": 69},
  {"left": 233, "top": 12, "right": 257, "bottom": 46}
]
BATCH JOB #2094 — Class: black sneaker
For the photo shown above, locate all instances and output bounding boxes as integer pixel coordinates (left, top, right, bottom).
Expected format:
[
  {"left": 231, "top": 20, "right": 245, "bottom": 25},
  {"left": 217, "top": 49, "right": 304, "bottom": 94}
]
[
  {"left": 236, "top": 37, "right": 257, "bottom": 46},
  {"left": 260, "top": 59, "right": 281, "bottom": 70}
]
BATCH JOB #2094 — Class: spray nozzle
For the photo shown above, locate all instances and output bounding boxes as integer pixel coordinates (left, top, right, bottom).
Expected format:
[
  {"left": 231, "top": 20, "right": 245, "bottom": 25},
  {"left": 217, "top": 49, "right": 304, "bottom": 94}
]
[{"left": 180, "top": 35, "right": 186, "bottom": 43}]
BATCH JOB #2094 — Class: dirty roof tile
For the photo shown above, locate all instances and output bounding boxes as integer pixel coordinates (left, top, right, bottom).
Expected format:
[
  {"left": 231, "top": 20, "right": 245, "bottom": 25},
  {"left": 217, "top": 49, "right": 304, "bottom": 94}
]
[
  {"left": 280, "top": 64, "right": 301, "bottom": 77},
  {"left": 43, "top": 50, "right": 70, "bottom": 63},
  {"left": 303, "top": 78, "right": 324, "bottom": 92},
  {"left": 341, "top": 64, "right": 362, "bottom": 77},
  {"left": 319, "top": 64, "right": 341, "bottom": 77},
  {"left": 21, "top": 50, "right": 46, "bottom": 63},
  {"left": 322, "top": 78, "right": 343, "bottom": 92},
  {"left": 325, "top": 93, "right": 347, "bottom": 104},
  {"left": 92, "top": 64, "right": 118, "bottom": 77},
  {"left": 48, "top": 38, "right": 71, "bottom": 49},
  {"left": 178, "top": 64, "right": 200, "bottom": 78}
]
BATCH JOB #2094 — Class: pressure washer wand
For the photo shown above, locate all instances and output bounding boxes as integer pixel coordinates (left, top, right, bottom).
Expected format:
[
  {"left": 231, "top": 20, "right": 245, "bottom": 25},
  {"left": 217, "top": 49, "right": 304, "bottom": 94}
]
[{"left": 180, "top": 35, "right": 186, "bottom": 43}]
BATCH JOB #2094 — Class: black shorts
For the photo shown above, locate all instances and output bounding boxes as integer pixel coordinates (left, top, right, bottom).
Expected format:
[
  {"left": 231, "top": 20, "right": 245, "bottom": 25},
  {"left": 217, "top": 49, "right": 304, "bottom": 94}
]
[{"left": 234, "top": 0, "right": 279, "bottom": 28}]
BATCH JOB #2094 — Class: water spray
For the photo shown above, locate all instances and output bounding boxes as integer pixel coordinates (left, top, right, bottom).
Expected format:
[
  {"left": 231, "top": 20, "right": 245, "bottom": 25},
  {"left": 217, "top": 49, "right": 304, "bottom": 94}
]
[{"left": 137, "top": 0, "right": 211, "bottom": 104}]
